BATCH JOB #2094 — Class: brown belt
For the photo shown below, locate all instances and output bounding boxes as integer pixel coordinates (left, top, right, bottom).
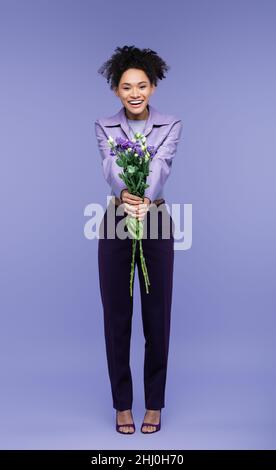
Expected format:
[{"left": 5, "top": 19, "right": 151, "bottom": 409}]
[{"left": 114, "top": 196, "right": 165, "bottom": 207}]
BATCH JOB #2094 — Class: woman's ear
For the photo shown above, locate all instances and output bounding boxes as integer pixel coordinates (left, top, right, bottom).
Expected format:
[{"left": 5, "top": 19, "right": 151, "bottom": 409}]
[{"left": 150, "top": 84, "right": 156, "bottom": 96}]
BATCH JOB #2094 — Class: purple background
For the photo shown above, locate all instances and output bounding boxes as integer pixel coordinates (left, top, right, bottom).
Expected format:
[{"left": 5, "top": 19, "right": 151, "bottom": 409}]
[{"left": 1, "top": 0, "right": 275, "bottom": 450}]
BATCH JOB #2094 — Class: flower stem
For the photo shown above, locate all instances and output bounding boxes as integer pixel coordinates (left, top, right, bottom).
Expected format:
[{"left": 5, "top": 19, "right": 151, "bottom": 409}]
[
  {"left": 139, "top": 238, "right": 150, "bottom": 293},
  {"left": 130, "top": 237, "right": 137, "bottom": 297}
]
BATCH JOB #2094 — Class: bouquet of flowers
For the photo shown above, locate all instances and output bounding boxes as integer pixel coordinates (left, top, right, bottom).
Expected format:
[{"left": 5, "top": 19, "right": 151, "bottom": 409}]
[{"left": 107, "top": 132, "right": 156, "bottom": 297}]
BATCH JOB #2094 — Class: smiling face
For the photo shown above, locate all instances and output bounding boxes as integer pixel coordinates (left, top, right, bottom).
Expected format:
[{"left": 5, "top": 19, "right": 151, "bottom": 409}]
[{"left": 114, "top": 68, "right": 156, "bottom": 120}]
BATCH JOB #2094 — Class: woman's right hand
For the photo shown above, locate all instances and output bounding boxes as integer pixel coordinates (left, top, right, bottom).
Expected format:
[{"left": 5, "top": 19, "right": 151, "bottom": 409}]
[{"left": 120, "top": 189, "right": 143, "bottom": 218}]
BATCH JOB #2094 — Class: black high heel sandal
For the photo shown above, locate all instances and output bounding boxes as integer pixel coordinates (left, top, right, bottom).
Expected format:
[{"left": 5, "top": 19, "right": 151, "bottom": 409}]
[
  {"left": 140, "top": 410, "right": 161, "bottom": 434},
  {"left": 116, "top": 410, "right": 136, "bottom": 434}
]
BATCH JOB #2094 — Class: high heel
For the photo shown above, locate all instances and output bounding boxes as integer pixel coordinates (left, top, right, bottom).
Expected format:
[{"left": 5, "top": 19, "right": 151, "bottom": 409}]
[
  {"left": 116, "top": 410, "right": 136, "bottom": 434},
  {"left": 140, "top": 409, "right": 161, "bottom": 433}
]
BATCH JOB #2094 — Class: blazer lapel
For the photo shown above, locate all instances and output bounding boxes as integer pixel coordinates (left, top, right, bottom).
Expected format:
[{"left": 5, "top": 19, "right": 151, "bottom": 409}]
[{"left": 101, "top": 103, "right": 172, "bottom": 140}]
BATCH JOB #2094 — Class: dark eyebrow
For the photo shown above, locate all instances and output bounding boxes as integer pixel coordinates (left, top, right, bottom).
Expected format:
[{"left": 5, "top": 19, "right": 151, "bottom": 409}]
[{"left": 121, "top": 81, "right": 148, "bottom": 85}]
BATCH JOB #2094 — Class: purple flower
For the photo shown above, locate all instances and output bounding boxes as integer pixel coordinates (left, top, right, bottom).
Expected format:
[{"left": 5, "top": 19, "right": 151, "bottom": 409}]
[
  {"left": 115, "top": 136, "right": 135, "bottom": 151},
  {"left": 115, "top": 136, "right": 126, "bottom": 145},
  {"left": 135, "top": 147, "right": 144, "bottom": 157},
  {"left": 146, "top": 145, "right": 156, "bottom": 158}
]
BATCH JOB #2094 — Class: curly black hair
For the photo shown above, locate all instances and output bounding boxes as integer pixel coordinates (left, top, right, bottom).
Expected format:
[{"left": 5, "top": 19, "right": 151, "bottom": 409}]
[{"left": 97, "top": 45, "right": 170, "bottom": 90}]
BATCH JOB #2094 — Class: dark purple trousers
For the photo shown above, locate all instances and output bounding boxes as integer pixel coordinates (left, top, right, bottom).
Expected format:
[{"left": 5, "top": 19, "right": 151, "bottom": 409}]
[{"left": 98, "top": 199, "right": 175, "bottom": 411}]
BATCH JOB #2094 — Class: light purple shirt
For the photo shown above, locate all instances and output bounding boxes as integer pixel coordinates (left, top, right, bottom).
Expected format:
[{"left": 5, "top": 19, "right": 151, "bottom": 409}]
[{"left": 94, "top": 103, "right": 183, "bottom": 202}]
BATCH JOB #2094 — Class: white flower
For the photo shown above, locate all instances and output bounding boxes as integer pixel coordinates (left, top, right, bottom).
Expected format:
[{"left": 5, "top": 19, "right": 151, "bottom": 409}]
[{"left": 107, "top": 136, "right": 114, "bottom": 144}]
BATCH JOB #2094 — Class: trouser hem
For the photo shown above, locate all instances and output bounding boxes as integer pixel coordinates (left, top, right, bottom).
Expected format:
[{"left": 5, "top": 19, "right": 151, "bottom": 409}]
[{"left": 113, "top": 404, "right": 133, "bottom": 411}]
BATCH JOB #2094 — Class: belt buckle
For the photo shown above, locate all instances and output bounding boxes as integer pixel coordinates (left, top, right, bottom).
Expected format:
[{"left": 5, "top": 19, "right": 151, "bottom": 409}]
[{"left": 153, "top": 198, "right": 165, "bottom": 207}]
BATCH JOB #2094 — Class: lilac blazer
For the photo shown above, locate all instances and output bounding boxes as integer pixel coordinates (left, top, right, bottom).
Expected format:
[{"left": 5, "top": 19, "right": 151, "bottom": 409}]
[{"left": 94, "top": 103, "right": 183, "bottom": 203}]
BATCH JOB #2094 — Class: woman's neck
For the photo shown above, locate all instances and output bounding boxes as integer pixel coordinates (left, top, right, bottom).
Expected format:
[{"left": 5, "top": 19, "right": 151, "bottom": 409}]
[{"left": 124, "top": 104, "right": 149, "bottom": 121}]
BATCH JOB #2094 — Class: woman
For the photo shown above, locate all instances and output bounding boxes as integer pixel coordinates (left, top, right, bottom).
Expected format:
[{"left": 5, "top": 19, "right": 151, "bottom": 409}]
[{"left": 94, "top": 45, "right": 182, "bottom": 434}]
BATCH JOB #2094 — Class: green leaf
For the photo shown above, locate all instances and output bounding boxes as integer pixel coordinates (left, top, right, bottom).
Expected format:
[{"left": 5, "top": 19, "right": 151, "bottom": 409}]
[
  {"left": 126, "top": 216, "right": 138, "bottom": 239},
  {"left": 116, "top": 159, "right": 124, "bottom": 167},
  {"left": 127, "top": 165, "right": 136, "bottom": 174},
  {"left": 126, "top": 216, "right": 144, "bottom": 240}
]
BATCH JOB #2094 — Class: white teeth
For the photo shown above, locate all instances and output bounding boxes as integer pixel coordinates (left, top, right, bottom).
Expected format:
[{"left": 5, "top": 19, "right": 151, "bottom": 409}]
[{"left": 129, "top": 100, "right": 143, "bottom": 104}]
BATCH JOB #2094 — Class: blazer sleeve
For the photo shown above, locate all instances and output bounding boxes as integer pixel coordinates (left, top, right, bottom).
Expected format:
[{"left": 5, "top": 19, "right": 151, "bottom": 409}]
[
  {"left": 144, "top": 119, "right": 183, "bottom": 203},
  {"left": 94, "top": 120, "right": 128, "bottom": 199}
]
